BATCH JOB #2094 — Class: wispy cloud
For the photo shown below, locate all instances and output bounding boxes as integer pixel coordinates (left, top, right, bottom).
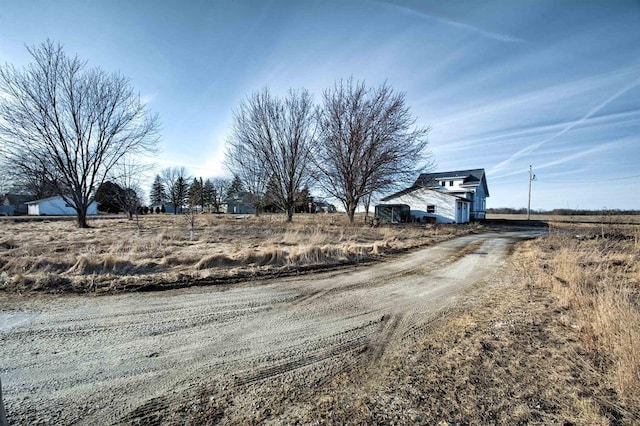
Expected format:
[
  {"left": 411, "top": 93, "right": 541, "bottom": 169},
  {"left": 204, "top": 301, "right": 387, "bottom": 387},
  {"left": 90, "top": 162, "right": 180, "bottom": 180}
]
[
  {"left": 436, "top": 109, "right": 640, "bottom": 154},
  {"left": 489, "top": 73, "right": 640, "bottom": 175},
  {"left": 372, "top": 0, "right": 525, "bottom": 43},
  {"left": 492, "top": 137, "right": 630, "bottom": 180}
]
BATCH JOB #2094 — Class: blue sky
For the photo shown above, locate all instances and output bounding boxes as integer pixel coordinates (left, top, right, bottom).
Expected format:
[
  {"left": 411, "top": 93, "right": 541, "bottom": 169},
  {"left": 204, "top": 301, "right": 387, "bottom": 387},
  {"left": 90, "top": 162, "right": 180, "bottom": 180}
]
[{"left": 1, "top": 0, "right": 639, "bottom": 210}]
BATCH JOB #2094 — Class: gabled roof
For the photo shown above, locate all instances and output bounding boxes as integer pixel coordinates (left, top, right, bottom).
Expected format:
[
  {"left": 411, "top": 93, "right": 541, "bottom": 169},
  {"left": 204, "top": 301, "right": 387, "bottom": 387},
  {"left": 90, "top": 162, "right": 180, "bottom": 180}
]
[
  {"left": 380, "top": 186, "right": 471, "bottom": 203},
  {"left": 26, "top": 195, "right": 97, "bottom": 205},
  {"left": 25, "top": 195, "right": 64, "bottom": 204},
  {"left": 413, "top": 168, "right": 489, "bottom": 196}
]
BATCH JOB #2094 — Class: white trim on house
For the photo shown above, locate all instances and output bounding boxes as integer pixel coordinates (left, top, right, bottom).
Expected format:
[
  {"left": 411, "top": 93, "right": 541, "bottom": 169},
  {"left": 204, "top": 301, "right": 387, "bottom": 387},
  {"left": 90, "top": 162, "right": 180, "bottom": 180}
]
[{"left": 413, "top": 169, "right": 489, "bottom": 219}]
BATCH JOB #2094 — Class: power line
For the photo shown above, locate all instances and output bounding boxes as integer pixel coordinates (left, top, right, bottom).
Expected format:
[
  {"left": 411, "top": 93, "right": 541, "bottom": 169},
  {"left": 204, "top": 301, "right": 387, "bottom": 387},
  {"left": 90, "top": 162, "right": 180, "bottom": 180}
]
[{"left": 536, "top": 174, "right": 640, "bottom": 184}]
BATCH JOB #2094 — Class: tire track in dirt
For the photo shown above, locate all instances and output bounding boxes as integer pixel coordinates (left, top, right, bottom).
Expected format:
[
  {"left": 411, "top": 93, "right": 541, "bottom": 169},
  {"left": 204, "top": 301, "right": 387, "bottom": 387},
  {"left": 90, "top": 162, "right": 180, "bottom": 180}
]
[{"left": 0, "top": 231, "right": 541, "bottom": 425}]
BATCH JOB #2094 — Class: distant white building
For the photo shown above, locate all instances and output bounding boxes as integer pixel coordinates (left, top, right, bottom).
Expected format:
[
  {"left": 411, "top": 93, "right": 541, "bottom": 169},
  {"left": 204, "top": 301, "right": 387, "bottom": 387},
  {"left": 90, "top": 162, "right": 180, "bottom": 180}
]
[
  {"left": 26, "top": 196, "right": 98, "bottom": 216},
  {"left": 378, "top": 169, "right": 489, "bottom": 224}
]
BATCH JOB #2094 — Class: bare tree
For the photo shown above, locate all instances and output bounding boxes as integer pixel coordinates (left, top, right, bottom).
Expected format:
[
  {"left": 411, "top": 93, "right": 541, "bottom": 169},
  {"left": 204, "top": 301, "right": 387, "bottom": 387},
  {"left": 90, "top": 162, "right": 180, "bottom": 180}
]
[
  {"left": 226, "top": 88, "right": 317, "bottom": 222},
  {"left": 315, "top": 79, "right": 433, "bottom": 223},
  {"left": 224, "top": 143, "right": 268, "bottom": 216},
  {"left": 161, "top": 167, "right": 190, "bottom": 214},
  {"left": 0, "top": 40, "right": 159, "bottom": 228},
  {"left": 107, "top": 156, "right": 150, "bottom": 228},
  {"left": 209, "top": 177, "right": 230, "bottom": 212}
]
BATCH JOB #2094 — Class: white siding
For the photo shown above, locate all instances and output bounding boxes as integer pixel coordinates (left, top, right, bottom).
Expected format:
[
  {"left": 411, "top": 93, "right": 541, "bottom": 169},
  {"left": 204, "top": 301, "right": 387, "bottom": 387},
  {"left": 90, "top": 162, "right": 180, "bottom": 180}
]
[
  {"left": 383, "top": 188, "right": 470, "bottom": 223},
  {"left": 436, "top": 178, "right": 467, "bottom": 192},
  {"left": 28, "top": 197, "right": 98, "bottom": 216}
]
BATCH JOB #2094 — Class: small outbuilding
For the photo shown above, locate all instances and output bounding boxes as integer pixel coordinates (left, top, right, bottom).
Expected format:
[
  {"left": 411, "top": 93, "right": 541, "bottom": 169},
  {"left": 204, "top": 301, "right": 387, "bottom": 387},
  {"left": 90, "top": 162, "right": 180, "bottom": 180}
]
[
  {"left": 374, "top": 204, "right": 411, "bottom": 224},
  {"left": 26, "top": 196, "right": 98, "bottom": 216}
]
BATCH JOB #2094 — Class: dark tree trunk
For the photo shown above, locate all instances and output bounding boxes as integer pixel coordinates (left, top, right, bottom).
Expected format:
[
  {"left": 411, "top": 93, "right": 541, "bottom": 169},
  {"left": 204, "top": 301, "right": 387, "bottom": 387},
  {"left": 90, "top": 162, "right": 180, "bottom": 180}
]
[
  {"left": 76, "top": 209, "right": 89, "bottom": 228},
  {"left": 363, "top": 193, "right": 372, "bottom": 223},
  {"left": 347, "top": 202, "right": 357, "bottom": 224}
]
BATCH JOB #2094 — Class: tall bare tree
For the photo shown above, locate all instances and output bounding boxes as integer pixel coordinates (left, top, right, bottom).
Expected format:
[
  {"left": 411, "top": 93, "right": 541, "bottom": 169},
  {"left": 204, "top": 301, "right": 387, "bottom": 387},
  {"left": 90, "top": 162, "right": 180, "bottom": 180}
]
[
  {"left": 316, "top": 79, "right": 433, "bottom": 223},
  {"left": 226, "top": 88, "right": 317, "bottom": 222},
  {"left": 161, "top": 167, "right": 190, "bottom": 214},
  {"left": 209, "top": 177, "right": 230, "bottom": 212},
  {"left": 0, "top": 40, "right": 159, "bottom": 227},
  {"left": 107, "top": 156, "right": 149, "bottom": 223},
  {"left": 225, "top": 143, "right": 268, "bottom": 216}
]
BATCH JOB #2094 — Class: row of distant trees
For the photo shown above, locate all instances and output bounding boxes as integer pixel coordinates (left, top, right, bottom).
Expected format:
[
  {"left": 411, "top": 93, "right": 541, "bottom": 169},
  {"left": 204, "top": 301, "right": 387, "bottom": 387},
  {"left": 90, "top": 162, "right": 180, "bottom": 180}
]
[
  {"left": 143, "top": 171, "right": 316, "bottom": 215},
  {"left": 487, "top": 208, "right": 640, "bottom": 216},
  {"left": 0, "top": 40, "right": 433, "bottom": 227},
  {"left": 148, "top": 169, "right": 231, "bottom": 214}
]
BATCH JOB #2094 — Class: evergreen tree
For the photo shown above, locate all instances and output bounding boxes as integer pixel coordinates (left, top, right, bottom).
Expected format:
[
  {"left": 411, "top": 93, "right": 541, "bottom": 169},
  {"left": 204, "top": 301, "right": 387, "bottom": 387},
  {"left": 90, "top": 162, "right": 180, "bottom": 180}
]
[
  {"left": 295, "top": 186, "right": 313, "bottom": 213},
  {"left": 188, "top": 177, "right": 203, "bottom": 208},
  {"left": 149, "top": 175, "right": 167, "bottom": 206},
  {"left": 203, "top": 179, "right": 215, "bottom": 211},
  {"left": 226, "top": 175, "right": 243, "bottom": 197},
  {"left": 169, "top": 176, "right": 189, "bottom": 214},
  {"left": 95, "top": 181, "right": 124, "bottom": 213},
  {"left": 161, "top": 167, "right": 190, "bottom": 214}
]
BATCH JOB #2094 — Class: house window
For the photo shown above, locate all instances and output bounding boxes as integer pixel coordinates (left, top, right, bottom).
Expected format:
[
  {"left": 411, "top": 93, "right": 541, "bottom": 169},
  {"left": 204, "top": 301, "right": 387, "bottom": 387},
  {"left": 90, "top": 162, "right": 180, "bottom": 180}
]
[
  {"left": 449, "top": 180, "right": 454, "bottom": 186},
  {"left": 427, "top": 205, "right": 436, "bottom": 213},
  {"left": 440, "top": 181, "right": 445, "bottom": 187}
]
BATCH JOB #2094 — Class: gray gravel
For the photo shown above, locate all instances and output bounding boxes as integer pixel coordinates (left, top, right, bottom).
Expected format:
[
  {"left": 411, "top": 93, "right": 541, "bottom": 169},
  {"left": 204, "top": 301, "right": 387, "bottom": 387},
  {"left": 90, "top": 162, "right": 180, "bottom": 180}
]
[{"left": 0, "top": 231, "right": 539, "bottom": 425}]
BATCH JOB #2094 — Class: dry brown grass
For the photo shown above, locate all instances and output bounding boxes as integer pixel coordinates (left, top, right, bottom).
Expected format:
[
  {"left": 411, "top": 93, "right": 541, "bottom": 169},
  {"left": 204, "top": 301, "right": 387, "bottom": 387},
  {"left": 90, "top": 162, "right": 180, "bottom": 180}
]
[
  {"left": 488, "top": 213, "right": 640, "bottom": 225},
  {"left": 519, "top": 224, "right": 640, "bottom": 415},
  {"left": 179, "top": 225, "right": 640, "bottom": 425},
  {"left": 0, "top": 213, "right": 480, "bottom": 293}
]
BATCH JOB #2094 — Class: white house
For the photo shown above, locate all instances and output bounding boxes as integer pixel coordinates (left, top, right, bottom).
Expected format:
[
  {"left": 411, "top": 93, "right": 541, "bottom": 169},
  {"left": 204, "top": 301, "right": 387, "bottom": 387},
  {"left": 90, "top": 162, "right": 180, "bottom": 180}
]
[
  {"left": 378, "top": 169, "right": 489, "bottom": 224},
  {"left": 380, "top": 187, "right": 470, "bottom": 223},
  {"left": 26, "top": 196, "right": 98, "bottom": 216},
  {"left": 412, "top": 169, "right": 489, "bottom": 220}
]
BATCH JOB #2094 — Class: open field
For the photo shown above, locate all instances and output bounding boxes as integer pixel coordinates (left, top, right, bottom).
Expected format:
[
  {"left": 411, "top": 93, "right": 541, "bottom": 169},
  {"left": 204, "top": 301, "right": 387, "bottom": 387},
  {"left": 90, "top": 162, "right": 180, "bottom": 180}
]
[
  {"left": 487, "top": 213, "right": 640, "bottom": 225},
  {"left": 0, "top": 213, "right": 481, "bottom": 295},
  {"left": 1, "top": 218, "right": 638, "bottom": 424},
  {"left": 1, "top": 230, "right": 540, "bottom": 424}
]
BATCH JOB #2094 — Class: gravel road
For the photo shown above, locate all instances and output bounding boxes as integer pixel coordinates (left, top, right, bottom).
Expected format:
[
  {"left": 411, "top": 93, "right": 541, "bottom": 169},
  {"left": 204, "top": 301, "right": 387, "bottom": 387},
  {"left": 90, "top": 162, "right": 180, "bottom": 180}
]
[{"left": 0, "top": 231, "right": 538, "bottom": 425}]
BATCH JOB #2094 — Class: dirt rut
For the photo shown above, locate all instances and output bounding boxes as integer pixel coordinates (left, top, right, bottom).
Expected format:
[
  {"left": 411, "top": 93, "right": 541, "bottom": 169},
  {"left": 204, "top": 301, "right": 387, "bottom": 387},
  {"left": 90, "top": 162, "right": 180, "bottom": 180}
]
[{"left": 0, "top": 231, "right": 539, "bottom": 425}]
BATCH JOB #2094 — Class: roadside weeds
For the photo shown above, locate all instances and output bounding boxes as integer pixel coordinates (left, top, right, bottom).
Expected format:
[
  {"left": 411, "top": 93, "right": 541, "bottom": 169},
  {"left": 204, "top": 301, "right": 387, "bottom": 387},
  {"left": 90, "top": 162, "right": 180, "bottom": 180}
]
[
  {"left": 0, "top": 214, "right": 481, "bottom": 295},
  {"left": 175, "top": 225, "right": 640, "bottom": 425}
]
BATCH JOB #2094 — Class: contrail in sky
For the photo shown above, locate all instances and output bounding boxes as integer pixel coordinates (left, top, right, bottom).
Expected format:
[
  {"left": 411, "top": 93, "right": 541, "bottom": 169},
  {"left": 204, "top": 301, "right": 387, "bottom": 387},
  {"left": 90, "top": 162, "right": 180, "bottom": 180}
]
[
  {"left": 490, "top": 74, "right": 640, "bottom": 175},
  {"left": 372, "top": 0, "right": 525, "bottom": 43}
]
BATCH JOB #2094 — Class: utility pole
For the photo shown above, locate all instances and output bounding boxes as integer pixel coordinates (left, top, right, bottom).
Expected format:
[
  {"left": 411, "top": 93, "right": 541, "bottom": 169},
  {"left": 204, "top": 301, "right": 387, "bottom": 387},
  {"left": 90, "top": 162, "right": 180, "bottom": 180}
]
[{"left": 527, "top": 165, "right": 536, "bottom": 220}]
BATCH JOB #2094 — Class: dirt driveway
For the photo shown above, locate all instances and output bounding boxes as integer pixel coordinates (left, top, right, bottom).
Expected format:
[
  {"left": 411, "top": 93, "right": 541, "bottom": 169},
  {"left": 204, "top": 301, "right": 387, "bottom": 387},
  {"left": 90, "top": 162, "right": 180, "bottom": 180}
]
[{"left": 0, "top": 231, "right": 539, "bottom": 425}]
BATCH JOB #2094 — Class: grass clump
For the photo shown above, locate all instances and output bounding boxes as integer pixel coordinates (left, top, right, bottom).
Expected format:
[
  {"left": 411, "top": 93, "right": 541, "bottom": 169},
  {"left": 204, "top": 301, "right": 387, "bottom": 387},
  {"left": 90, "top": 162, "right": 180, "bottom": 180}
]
[{"left": 0, "top": 214, "right": 479, "bottom": 294}]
